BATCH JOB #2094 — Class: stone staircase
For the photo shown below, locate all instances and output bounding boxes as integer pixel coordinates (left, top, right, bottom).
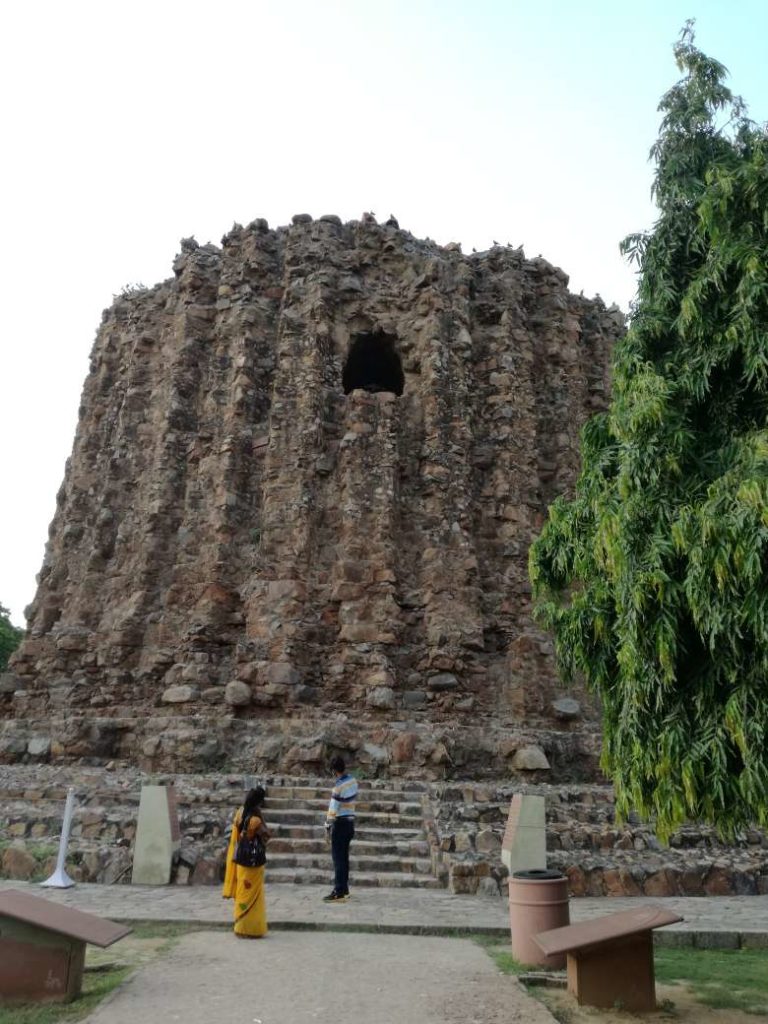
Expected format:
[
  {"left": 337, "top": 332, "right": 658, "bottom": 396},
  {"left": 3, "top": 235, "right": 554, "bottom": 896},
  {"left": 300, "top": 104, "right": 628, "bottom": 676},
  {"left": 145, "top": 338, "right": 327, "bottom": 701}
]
[
  {"left": 0, "top": 766, "right": 442, "bottom": 890},
  {"left": 259, "top": 785, "right": 439, "bottom": 887}
]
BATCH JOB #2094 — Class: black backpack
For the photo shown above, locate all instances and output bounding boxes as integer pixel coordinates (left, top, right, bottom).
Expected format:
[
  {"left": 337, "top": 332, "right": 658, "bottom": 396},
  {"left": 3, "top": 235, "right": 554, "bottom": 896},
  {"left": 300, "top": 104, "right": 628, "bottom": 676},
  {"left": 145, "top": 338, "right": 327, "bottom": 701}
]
[{"left": 232, "top": 812, "right": 267, "bottom": 868}]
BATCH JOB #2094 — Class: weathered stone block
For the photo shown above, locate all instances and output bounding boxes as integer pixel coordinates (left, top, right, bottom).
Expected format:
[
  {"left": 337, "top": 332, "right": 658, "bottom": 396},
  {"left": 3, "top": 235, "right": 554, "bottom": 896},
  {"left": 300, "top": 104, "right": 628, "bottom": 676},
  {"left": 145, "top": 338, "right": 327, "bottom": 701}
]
[
  {"left": 190, "top": 857, "right": 222, "bottom": 885},
  {"left": 161, "top": 685, "right": 200, "bottom": 704},
  {"left": 391, "top": 733, "right": 417, "bottom": 763},
  {"left": 1, "top": 844, "right": 37, "bottom": 880},
  {"left": 511, "top": 745, "right": 550, "bottom": 771},
  {"left": 427, "top": 673, "right": 459, "bottom": 691},
  {"left": 367, "top": 686, "right": 395, "bottom": 709},
  {"left": 0, "top": 673, "right": 21, "bottom": 694},
  {"left": 552, "top": 697, "right": 581, "bottom": 720},
  {"left": 360, "top": 743, "right": 389, "bottom": 765},
  {"left": 475, "top": 828, "right": 501, "bottom": 853},
  {"left": 476, "top": 876, "right": 502, "bottom": 898},
  {"left": 224, "top": 681, "right": 252, "bottom": 707},
  {"left": 403, "top": 690, "right": 427, "bottom": 709},
  {"left": 26, "top": 737, "right": 51, "bottom": 758},
  {"left": 264, "top": 663, "right": 300, "bottom": 687}
]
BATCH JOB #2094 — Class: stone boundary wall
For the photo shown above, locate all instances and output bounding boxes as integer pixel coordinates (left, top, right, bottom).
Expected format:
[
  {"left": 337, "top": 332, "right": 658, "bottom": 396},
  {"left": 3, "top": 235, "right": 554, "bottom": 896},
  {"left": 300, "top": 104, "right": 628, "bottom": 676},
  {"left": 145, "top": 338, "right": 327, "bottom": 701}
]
[
  {"left": 429, "top": 782, "right": 768, "bottom": 898},
  {"left": 1, "top": 766, "right": 765, "bottom": 898},
  {"left": 0, "top": 709, "right": 602, "bottom": 781}
]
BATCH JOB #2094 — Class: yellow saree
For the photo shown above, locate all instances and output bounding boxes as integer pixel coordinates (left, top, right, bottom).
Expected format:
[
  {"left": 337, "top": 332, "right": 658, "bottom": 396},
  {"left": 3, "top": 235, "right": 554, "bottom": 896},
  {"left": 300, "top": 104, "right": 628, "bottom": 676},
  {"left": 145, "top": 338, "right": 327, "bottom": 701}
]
[{"left": 222, "top": 811, "right": 268, "bottom": 937}]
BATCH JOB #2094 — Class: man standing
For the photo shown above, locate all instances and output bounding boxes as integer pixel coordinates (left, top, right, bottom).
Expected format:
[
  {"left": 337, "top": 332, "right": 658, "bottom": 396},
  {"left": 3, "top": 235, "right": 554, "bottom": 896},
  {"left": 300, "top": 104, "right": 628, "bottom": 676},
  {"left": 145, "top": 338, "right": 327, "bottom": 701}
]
[{"left": 322, "top": 755, "right": 358, "bottom": 903}]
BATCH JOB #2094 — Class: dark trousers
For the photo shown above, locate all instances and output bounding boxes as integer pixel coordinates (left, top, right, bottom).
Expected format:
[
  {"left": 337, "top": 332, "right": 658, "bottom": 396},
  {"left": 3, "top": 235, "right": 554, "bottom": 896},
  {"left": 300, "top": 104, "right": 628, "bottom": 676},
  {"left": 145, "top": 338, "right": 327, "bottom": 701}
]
[{"left": 331, "top": 817, "right": 355, "bottom": 894}]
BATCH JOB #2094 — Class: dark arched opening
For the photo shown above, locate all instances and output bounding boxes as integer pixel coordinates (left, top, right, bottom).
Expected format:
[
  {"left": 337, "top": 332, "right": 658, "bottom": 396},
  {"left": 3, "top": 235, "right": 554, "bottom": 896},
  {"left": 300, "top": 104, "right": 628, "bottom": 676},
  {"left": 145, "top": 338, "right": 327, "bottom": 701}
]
[{"left": 342, "top": 330, "right": 404, "bottom": 396}]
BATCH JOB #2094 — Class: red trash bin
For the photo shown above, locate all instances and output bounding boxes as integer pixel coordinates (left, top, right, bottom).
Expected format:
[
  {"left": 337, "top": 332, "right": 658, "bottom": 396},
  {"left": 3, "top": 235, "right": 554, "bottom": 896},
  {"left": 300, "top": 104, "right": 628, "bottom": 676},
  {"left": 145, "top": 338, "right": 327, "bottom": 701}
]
[{"left": 508, "top": 869, "right": 570, "bottom": 968}]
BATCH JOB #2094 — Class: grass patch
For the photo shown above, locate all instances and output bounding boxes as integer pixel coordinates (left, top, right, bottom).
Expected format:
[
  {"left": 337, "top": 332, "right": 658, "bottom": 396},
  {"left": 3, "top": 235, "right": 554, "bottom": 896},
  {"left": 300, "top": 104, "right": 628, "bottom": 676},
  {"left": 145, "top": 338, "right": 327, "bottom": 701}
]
[
  {"left": 656, "top": 947, "right": 768, "bottom": 1016},
  {"left": 127, "top": 921, "right": 202, "bottom": 944},
  {"left": 475, "top": 937, "right": 768, "bottom": 1018},
  {"left": 0, "top": 922, "right": 207, "bottom": 1024},
  {"left": 0, "top": 843, "right": 59, "bottom": 883},
  {"left": 472, "top": 935, "right": 527, "bottom": 975},
  {"left": 29, "top": 846, "right": 58, "bottom": 864},
  {"left": 0, "top": 967, "right": 130, "bottom": 1024}
]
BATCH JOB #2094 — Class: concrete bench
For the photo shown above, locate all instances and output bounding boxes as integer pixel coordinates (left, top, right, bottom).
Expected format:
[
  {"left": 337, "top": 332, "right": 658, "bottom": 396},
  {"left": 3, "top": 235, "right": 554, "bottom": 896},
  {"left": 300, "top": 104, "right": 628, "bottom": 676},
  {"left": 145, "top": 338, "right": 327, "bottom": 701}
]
[
  {"left": 0, "top": 889, "right": 131, "bottom": 1004},
  {"left": 535, "top": 904, "right": 683, "bottom": 1011}
]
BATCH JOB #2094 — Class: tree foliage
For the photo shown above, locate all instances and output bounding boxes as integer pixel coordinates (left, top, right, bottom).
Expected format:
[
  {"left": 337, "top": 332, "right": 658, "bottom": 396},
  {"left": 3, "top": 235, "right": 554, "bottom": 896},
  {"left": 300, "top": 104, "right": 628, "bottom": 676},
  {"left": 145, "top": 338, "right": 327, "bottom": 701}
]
[
  {"left": 530, "top": 24, "right": 768, "bottom": 837},
  {"left": 0, "top": 603, "right": 23, "bottom": 672}
]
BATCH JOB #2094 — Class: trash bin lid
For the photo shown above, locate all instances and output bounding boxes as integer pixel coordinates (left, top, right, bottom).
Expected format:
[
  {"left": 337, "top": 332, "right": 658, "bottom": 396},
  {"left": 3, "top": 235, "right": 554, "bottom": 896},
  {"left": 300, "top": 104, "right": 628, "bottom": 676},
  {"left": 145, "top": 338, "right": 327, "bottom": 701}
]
[{"left": 511, "top": 869, "right": 566, "bottom": 880}]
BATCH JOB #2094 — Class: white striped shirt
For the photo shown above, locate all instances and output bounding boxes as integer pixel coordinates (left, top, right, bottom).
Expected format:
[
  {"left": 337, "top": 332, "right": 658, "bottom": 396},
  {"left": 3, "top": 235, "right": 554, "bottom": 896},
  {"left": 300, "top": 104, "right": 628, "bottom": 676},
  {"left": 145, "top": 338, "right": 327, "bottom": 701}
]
[{"left": 326, "top": 773, "right": 358, "bottom": 822}]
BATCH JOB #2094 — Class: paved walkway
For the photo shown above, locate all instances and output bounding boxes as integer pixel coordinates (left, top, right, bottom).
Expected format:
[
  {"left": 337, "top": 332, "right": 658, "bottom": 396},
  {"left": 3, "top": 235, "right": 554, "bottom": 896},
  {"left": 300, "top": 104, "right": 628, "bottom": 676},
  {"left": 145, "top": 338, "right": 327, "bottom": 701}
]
[
  {"left": 82, "top": 930, "right": 558, "bottom": 1024},
  {"left": 5, "top": 881, "right": 768, "bottom": 947}
]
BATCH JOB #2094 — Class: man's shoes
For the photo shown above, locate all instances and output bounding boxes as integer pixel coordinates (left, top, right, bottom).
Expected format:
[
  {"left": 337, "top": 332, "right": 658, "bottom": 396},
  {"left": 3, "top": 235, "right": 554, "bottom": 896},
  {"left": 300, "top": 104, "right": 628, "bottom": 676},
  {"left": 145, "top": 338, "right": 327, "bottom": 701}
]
[{"left": 322, "top": 890, "right": 350, "bottom": 903}]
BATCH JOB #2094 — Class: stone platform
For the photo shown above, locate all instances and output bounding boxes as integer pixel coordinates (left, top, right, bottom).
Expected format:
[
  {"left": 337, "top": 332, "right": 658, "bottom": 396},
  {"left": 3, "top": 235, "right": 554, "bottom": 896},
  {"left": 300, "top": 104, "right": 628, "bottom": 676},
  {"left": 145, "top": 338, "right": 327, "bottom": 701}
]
[{"left": 2, "top": 881, "right": 767, "bottom": 949}]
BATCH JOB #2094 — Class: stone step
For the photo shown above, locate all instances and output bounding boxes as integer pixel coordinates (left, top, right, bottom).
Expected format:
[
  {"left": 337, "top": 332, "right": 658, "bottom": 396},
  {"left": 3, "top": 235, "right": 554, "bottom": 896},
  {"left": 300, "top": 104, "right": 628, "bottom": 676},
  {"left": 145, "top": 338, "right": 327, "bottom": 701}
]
[
  {"left": 21, "top": 802, "right": 758, "bottom": 854},
  {"left": 0, "top": 782, "right": 429, "bottom": 805},
  {"left": 0, "top": 811, "right": 428, "bottom": 847},
  {"left": 263, "top": 796, "right": 424, "bottom": 815},
  {"left": 267, "top": 823, "right": 426, "bottom": 843},
  {"left": 262, "top": 785, "right": 427, "bottom": 802},
  {"left": 258, "top": 807, "right": 423, "bottom": 827},
  {"left": 0, "top": 790, "right": 426, "bottom": 816},
  {"left": 268, "top": 836, "right": 430, "bottom": 857},
  {"left": 263, "top": 867, "right": 443, "bottom": 889},
  {"left": 0, "top": 798, "right": 426, "bottom": 824},
  {"left": 4, "top": 801, "right": 758, "bottom": 857},
  {"left": 265, "top": 851, "right": 434, "bottom": 874}
]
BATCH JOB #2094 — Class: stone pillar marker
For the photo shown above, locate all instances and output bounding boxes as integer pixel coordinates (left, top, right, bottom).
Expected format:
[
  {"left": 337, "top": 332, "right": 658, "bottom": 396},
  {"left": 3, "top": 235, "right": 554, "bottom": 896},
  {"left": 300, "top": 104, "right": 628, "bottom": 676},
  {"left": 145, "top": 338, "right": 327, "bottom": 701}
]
[
  {"left": 131, "top": 785, "right": 181, "bottom": 885},
  {"left": 502, "top": 794, "right": 546, "bottom": 875}
]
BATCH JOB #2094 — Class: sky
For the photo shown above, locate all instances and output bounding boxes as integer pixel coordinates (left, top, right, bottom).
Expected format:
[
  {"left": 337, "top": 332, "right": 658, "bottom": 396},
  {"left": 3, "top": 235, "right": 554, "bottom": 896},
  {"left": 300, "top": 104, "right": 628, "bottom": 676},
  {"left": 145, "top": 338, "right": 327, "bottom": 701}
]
[{"left": 1, "top": 0, "right": 767, "bottom": 627}]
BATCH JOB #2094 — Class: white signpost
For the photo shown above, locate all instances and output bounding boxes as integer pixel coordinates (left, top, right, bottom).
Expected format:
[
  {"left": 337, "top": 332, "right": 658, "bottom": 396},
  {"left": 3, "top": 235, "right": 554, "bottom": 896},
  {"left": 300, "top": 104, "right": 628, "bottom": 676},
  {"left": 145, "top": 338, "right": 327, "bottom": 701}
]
[{"left": 41, "top": 787, "right": 76, "bottom": 889}]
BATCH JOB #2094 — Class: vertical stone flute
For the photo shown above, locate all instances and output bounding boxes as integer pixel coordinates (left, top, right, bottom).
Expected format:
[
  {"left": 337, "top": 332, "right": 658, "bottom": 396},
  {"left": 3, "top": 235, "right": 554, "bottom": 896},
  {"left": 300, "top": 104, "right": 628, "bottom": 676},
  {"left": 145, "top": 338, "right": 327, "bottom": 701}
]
[{"left": 41, "top": 786, "right": 76, "bottom": 889}]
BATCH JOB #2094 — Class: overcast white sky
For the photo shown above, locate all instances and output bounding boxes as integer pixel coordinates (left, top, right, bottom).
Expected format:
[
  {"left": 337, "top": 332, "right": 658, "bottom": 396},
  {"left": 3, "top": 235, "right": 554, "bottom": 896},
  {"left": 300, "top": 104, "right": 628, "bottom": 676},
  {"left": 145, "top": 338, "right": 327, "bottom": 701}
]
[{"left": 1, "top": 0, "right": 767, "bottom": 626}]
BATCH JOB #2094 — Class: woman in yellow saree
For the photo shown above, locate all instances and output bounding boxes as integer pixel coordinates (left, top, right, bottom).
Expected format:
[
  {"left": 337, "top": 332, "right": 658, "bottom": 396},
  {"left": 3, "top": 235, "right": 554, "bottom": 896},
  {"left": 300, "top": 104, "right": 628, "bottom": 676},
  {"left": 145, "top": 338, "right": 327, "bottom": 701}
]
[{"left": 222, "top": 786, "right": 270, "bottom": 937}]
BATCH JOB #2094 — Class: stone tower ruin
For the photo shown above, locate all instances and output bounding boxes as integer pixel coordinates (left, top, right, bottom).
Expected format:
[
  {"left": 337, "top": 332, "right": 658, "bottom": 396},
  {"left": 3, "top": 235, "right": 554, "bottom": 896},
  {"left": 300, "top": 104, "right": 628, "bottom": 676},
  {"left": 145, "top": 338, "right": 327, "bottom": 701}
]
[{"left": 2, "top": 215, "right": 623, "bottom": 778}]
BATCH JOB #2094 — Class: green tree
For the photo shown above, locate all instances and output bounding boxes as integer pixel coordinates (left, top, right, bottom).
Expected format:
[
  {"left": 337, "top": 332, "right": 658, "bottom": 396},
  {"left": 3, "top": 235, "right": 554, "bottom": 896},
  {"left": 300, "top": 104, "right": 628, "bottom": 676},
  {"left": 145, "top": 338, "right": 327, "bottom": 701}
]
[
  {"left": 0, "top": 603, "right": 23, "bottom": 672},
  {"left": 529, "top": 24, "right": 768, "bottom": 837}
]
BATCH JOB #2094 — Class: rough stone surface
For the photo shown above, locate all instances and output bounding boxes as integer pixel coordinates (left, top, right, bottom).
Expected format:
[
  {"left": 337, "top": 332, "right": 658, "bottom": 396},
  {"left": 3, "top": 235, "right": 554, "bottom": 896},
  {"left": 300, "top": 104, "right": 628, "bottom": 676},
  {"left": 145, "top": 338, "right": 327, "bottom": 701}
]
[
  {"left": 551, "top": 697, "right": 581, "bottom": 720},
  {"left": 1, "top": 844, "right": 37, "bottom": 880},
  {"left": 511, "top": 745, "right": 551, "bottom": 771},
  {"left": 224, "top": 680, "right": 251, "bottom": 707},
  {"left": 161, "top": 686, "right": 200, "bottom": 704},
  {"left": 26, "top": 736, "right": 51, "bottom": 758},
  {"left": 367, "top": 686, "right": 396, "bottom": 709},
  {"left": 3, "top": 217, "right": 622, "bottom": 775},
  {"left": 0, "top": 674, "right": 21, "bottom": 695}
]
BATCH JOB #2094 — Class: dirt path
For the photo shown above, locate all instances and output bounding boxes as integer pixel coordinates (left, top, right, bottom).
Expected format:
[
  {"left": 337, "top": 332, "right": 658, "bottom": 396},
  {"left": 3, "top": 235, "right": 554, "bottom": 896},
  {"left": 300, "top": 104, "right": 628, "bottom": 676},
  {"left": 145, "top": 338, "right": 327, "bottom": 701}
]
[
  {"left": 83, "top": 930, "right": 556, "bottom": 1024},
  {"left": 540, "top": 981, "right": 768, "bottom": 1024}
]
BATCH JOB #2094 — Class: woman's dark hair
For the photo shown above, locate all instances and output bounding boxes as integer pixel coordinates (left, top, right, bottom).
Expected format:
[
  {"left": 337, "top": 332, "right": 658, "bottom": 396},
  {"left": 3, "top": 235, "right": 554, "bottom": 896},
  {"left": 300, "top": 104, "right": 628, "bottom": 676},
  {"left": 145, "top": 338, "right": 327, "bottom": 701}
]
[
  {"left": 243, "top": 786, "right": 266, "bottom": 817},
  {"left": 330, "top": 756, "right": 346, "bottom": 774}
]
